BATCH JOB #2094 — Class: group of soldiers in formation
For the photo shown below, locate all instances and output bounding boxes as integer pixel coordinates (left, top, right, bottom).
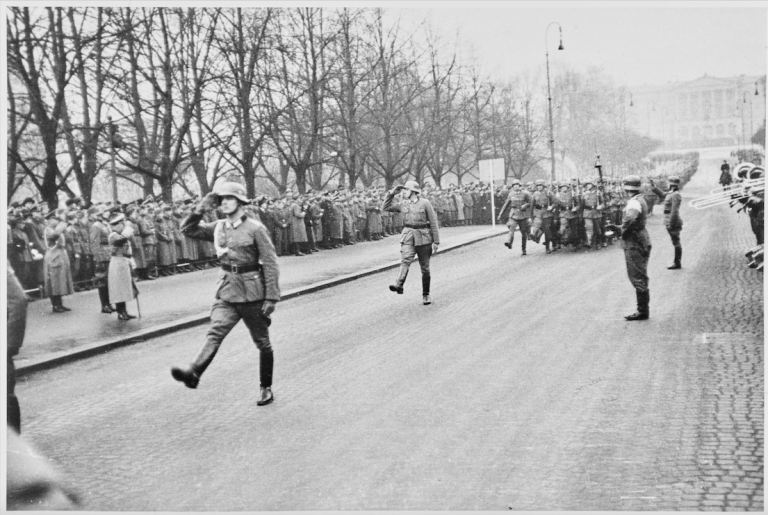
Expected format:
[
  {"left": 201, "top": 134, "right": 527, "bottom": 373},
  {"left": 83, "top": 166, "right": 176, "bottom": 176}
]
[{"left": 493, "top": 176, "right": 668, "bottom": 256}]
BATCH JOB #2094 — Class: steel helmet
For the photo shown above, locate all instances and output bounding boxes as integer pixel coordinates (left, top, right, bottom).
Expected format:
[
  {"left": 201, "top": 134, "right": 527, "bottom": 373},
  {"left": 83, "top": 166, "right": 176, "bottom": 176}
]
[
  {"left": 403, "top": 180, "right": 421, "bottom": 194},
  {"left": 535, "top": 179, "right": 546, "bottom": 186},
  {"left": 622, "top": 175, "right": 642, "bottom": 192},
  {"left": 214, "top": 182, "right": 249, "bottom": 203},
  {"left": 668, "top": 175, "right": 681, "bottom": 185},
  {"left": 510, "top": 179, "right": 521, "bottom": 186}
]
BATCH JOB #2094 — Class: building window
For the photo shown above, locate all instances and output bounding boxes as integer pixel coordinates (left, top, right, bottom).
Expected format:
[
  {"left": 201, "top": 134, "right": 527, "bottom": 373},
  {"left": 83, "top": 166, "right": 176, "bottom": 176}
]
[
  {"left": 692, "top": 125, "right": 702, "bottom": 139},
  {"left": 679, "top": 126, "right": 689, "bottom": 139},
  {"left": 716, "top": 124, "right": 725, "bottom": 136},
  {"left": 728, "top": 123, "right": 737, "bottom": 135},
  {"left": 703, "top": 125, "right": 713, "bottom": 138}
]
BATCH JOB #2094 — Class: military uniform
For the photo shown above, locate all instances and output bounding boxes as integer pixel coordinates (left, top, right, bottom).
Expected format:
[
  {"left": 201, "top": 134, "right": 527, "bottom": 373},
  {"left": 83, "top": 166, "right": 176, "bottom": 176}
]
[
  {"left": 383, "top": 182, "right": 440, "bottom": 304},
  {"left": 531, "top": 182, "right": 556, "bottom": 252},
  {"left": 89, "top": 210, "right": 113, "bottom": 311},
  {"left": 609, "top": 176, "right": 652, "bottom": 320},
  {"left": 581, "top": 184, "right": 604, "bottom": 250},
  {"left": 173, "top": 184, "right": 280, "bottom": 403},
  {"left": 498, "top": 183, "right": 532, "bottom": 255},
  {"left": 652, "top": 177, "right": 684, "bottom": 268}
]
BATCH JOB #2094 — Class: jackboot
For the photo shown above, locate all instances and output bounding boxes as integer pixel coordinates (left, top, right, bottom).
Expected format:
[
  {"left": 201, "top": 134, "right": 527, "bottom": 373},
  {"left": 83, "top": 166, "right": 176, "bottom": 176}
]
[
  {"left": 624, "top": 290, "right": 650, "bottom": 321},
  {"left": 668, "top": 247, "right": 682, "bottom": 269},
  {"left": 505, "top": 237, "right": 513, "bottom": 249},
  {"left": 521, "top": 235, "right": 527, "bottom": 256},
  {"left": 171, "top": 341, "right": 219, "bottom": 389},
  {"left": 389, "top": 265, "right": 408, "bottom": 294},
  {"left": 422, "top": 273, "right": 431, "bottom": 305},
  {"left": 257, "top": 351, "right": 274, "bottom": 406}
]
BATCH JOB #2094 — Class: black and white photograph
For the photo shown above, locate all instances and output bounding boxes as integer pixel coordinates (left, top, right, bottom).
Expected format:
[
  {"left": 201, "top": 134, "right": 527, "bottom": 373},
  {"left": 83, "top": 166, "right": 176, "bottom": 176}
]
[{"left": 4, "top": 1, "right": 765, "bottom": 511}]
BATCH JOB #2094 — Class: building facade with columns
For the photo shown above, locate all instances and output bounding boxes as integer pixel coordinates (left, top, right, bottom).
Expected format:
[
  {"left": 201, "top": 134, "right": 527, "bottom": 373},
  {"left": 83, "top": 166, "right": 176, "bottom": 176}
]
[{"left": 628, "top": 74, "right": 766, "bottom": 150}]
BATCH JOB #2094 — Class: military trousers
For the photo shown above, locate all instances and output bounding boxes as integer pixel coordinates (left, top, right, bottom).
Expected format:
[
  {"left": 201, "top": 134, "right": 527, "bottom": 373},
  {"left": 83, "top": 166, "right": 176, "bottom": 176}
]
[
  {"left": 624, "top": 245, "right": 651, "bottom": 293},
  {"left": 191, "top": 299, "right": 273, "bottom": 385},
  {"left": 401, "top": 243, "right": 433, "bottom": 276},
  {"left": 507, "top": 218, "right": 530, "bottom": 238},
  {"left": 666, "top": 225, "right": 682, "bottom": 249}
]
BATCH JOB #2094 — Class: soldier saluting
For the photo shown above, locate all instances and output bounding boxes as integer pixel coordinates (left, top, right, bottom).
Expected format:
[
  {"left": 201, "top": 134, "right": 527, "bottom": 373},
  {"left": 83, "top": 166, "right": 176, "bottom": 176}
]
[
  {"left": 605, "top": 175, "right": 652, "bottom": 321},
  {"left": 383, "top": 181, "right": 440, "bottom": 305},
  {"left": 170, "top": 182, "right": 280, "bottom": 406}
]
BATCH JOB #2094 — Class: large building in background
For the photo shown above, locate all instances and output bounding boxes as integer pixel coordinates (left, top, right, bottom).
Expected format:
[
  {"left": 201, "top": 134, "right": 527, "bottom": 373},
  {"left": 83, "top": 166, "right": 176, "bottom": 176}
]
[{"left": 628, "top": 75, "right": 766, "bottom": 150}]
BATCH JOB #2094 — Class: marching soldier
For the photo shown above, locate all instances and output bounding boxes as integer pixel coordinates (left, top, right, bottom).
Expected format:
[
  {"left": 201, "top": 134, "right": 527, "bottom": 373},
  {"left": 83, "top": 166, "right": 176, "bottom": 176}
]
[
  {"left": 497, "top": 179, "right": 533, "bottom": 256},
  {"left": 581, "top": 179, "right": 604, "bottom": 250},
  {"left": 606, "top": 175, "right": 652, "bottom": 321},
  {"left": 650, "top": 175, "right": 684, "bottom": 269},
  {"left": 557, "top": 182, "right": 580, "bottom": 251},
  {"left": 383, "top": 181, "right": 440, "bottom": 305},
  {"left": 530, "top": 179, "right": 556, "bottom": 254},
  {"left": 171, "top": 182, "right": 280, "bottom": 406}
]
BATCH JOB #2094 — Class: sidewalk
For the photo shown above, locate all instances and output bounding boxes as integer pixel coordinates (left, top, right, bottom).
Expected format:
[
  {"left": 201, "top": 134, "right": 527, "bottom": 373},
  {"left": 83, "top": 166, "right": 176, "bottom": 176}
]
[{"left": 16, "top": 224, "right": 506, "bottom": 375}]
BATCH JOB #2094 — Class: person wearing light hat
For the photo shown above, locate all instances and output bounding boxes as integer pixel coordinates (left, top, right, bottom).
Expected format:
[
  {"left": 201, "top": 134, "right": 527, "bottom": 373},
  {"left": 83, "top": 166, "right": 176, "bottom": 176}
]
[
  {"left": 107, "top": 213, "right": 139, "bottom": 320},
  {"left": 383, "top": 180, "right": 440, "bottom": 305},
  {"left": 43, "top": 208, "right": 74, "bottom": 313},
  {"left": 650, "top": 175, "right": 684, "bottom": 269},
  {"left": 605, "top": 175, "right": 652, "bottom": 321},
  {"left": 171, "top": 182, "right": 280, "bottom": 407}
]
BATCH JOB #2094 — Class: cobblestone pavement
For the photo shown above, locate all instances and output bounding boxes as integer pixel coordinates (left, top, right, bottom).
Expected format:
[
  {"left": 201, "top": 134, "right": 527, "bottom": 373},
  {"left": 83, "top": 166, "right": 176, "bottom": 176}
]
[{"left": 13, "top": 153, "right": 762, "bottom": 511}]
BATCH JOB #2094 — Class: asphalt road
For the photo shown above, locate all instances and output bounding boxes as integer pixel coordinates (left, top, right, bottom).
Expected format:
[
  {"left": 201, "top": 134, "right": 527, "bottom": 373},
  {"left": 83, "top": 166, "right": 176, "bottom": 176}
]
[{"left": 15, "top": 152, "right": 763, "bottom": 511}]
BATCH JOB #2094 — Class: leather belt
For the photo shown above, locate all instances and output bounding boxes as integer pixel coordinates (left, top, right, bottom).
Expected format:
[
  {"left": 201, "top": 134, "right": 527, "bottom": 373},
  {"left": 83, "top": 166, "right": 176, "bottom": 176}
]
[
  {"left": 221, "top": 262, "right": 261, "bottom": 274},
  {"left": 404, "top": 223, "right": 430, "bottom": 229}
]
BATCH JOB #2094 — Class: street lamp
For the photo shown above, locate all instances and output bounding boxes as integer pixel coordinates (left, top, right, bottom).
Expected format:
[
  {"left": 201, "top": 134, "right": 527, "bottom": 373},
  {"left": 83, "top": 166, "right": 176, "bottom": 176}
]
[
  {"left": 744, "top": 91, "right": 755, "bottom": 152},
  {"left": 545, "top": 22, "right": 564, "bottom": 182}
]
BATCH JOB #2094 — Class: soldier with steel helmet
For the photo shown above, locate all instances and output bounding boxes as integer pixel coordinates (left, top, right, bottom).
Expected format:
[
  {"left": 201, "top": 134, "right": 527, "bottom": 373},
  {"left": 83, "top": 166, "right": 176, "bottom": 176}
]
[
  {"left": 581, "top": 178, "right": 604, "bottom": 250},
  {"left": 497, "top": 179, "right": 533, "bottom": 255},
  {"left": 171, "top": 182, "right": 280, "bottom": 406},
  {"left": 650, "top": 175, "right": 684, "bottom": 269},
  {"left": 383, "top": 180, "right": 440, "bottom": 305},
  {"left": 605, "top": 175, "right": 652, "bottom": 321},
  {"left": 530, "top": 179, "right": 556, "bottom": 253}
]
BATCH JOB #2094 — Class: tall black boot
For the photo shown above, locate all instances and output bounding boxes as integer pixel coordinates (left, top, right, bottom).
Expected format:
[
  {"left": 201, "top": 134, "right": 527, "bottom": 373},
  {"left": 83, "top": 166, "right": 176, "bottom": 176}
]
[
  {"left": 668, "top": 247, "right": 682, "bottom": 269},
  {"left": 257, "top": 350, "right": 275, "bottom": 406},
  {"left": 171, "top": 340, "right": 219, "bottom": 389},
  {"left": 422, "top": 273, "right": 431, "bottom": 305},
  {"left": 521, "top": 234, "right": 527, "bottom": 256},
  {"left": 625, "top": 290, "right": 649, "bottom": 321},
  {"left": 389, "top": 265, "right": 409, "bottom": 294},
  {"left": 116, "top": 302, "right": 136, "bottom": 320},
  {"left": 505, "top": 236, "right": 513, "bottom": 249},
  {"left": 98, "top": 287, "right": 113, "bottom": 313}
]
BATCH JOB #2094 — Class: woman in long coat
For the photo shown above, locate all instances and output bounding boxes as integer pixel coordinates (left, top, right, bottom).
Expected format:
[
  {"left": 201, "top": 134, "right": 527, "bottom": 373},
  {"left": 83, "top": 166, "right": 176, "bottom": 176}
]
[
  {"left": 154, "top": 211, "right": 174, "bottom": 275},
  {"left": 290, "top": 194, "right": 308, "bottom": 255},
  {"left": 43, "top": 210, "right": 74, "bottom": 313},
  {"left": 107, "top": 213, "right": 138, "bottom": 320}
]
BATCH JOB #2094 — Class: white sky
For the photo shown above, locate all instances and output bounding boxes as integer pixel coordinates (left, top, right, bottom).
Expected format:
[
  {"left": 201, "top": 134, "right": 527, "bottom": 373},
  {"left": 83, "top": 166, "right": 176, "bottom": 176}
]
[{"left": 386, "top": 2, "right": 767, "bottom": 88}]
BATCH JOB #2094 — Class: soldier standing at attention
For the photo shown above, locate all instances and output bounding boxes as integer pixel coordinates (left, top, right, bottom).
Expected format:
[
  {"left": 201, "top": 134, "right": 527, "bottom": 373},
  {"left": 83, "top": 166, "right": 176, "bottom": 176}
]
[
  {"left": 650, "top": 175, "right": 684, "bottom": 269},
  {"left": 606, "top": 175, "right": 652, "bottom": 321},
  {"left": 497, "top": 179, "right": 533, "bottom": 256},
  {"left": 171, "top": 182, "right": 280, "bottom": 406},
  {"left": 90, "top": 206, "right": 114, "bottom": 313},
  {"left": 383, "top": 181, "right": 440, "bottom": 305}
]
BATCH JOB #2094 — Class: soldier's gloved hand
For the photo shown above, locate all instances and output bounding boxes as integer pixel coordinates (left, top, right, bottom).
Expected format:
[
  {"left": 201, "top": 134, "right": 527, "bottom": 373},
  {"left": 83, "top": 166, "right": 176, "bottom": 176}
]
[
  {"left": 197, "top": 192, "right": 218, "bottom": 213},
  {"left": 432, "top": 243, "right": 439, "bottom": 254},
  {"left": 262, "top": 300, "right": 276, "bottom": 316}
]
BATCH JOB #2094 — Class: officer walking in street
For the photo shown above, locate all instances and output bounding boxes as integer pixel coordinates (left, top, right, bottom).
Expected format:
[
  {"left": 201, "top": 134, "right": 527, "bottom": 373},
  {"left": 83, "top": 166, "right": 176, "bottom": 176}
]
[
  {"left": 606, "top": 175, "right": 652, "bottom": 321},
  {"left": 170, "top": 182, "right": 280, "bottom": 406},
  {"left": 383, "top": 180, "right": 440, "bottom": 305},
  {"left": 651, "top": 175, "right": 684, "bottom": 269},
  {"left": 497, "top": 179, "right": 532, "bottom": 256}
]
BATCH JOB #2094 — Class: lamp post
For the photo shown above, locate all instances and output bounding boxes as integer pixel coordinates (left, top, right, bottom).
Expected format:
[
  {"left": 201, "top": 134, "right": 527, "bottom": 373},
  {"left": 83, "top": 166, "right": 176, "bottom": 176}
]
[
  {"left": 108, "top": 116, "right": 118, "bottom": 204},
  {"left": 545, "top": 22, "right": 564, "bottom": 182},
  {"left": 744, "top": 90, "right": 755, "bottom": 152}
]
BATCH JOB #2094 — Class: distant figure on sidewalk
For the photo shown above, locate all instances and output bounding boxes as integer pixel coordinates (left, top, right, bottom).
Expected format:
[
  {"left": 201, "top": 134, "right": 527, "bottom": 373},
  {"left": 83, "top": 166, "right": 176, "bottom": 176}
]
[
  {"left": 107, "top": 213, "right": 139, "bottom": 320},
  {"left": 650, "top": 175, "right": 684, "bottom": 269},
  {"left": 171, "top": 182, "right": 280, "bottom": 406},
  {"left": 720, "top": 160, "right": 732, "bottom": 189},
  {"left": 43, "top": 209, "right": 73, "bottom": 313},
  {"left": 606, "top": 175, "right": 652, "bottom": 321},
  {"left": 383, "top": 181, "right": 440, "bottom": 305}
]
